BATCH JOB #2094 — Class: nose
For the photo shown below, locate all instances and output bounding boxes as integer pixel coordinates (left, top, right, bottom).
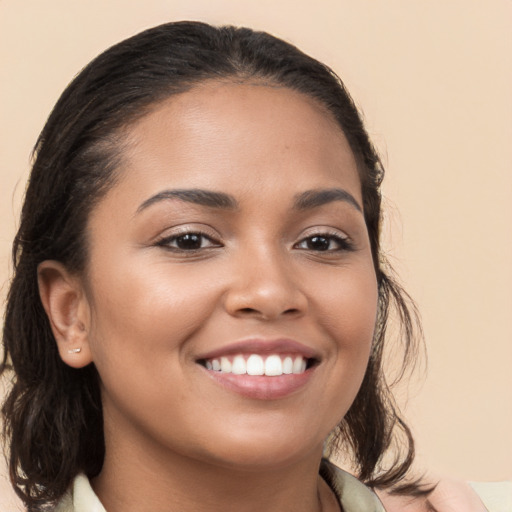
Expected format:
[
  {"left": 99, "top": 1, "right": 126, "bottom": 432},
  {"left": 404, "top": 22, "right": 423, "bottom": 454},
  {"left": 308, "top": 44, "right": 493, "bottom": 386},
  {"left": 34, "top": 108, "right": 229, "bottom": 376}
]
[{"left": 223, "top": 248, "right": 307, "bottom": 321}]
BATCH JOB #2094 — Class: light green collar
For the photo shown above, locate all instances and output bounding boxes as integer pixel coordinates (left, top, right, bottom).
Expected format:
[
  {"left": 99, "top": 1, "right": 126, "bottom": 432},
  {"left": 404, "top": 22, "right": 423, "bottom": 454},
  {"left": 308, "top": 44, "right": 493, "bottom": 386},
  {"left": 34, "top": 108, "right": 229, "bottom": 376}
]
[{"left": 55, "top": 460, "right": 385, "bottom": 512}]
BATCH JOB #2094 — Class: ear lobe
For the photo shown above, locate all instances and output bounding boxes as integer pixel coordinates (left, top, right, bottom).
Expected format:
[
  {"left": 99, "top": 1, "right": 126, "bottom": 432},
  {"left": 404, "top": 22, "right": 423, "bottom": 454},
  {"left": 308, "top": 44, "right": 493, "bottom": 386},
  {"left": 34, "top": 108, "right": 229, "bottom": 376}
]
[{"left": 37, "top": 260, "right": 93, "bottom": 369}]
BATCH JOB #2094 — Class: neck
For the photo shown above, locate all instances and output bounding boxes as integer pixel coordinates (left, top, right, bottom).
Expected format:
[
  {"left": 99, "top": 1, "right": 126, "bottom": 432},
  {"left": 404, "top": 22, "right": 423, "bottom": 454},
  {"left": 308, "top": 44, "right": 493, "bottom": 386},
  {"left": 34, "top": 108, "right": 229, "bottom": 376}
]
[{"left": 93, "top": 419, "right": 336, "bottom": 512}]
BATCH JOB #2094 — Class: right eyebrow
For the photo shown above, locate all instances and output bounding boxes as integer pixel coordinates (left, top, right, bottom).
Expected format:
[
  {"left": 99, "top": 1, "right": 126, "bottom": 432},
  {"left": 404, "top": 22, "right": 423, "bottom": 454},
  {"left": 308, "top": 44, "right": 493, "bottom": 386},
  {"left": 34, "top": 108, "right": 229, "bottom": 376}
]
[{"left": 136, "top": 188, "right": 239, "bottom": 214}]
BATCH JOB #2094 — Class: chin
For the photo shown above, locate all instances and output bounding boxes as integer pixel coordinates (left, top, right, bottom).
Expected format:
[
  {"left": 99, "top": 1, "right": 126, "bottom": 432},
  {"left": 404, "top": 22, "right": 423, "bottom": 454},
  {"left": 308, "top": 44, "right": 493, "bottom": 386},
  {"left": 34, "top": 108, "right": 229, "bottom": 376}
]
[{"left": 193, "top": 426, "right": 326, "bottom": 472}]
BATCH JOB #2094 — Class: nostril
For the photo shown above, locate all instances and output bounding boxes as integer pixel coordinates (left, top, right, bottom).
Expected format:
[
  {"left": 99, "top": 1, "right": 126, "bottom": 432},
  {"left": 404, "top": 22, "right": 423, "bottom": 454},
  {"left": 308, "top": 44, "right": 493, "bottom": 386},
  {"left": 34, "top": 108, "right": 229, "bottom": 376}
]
[
  {"left": 239, "top": 307, "right": 258, "bottom": 314},
  {"left": 234, "top": 307, "right": 302, "bottom": 319}
]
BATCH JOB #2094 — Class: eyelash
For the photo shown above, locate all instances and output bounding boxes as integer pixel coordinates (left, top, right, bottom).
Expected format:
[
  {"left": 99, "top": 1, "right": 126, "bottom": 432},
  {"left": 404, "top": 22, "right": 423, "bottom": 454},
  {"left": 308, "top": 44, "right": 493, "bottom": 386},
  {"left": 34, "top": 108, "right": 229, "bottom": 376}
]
[
  {"left": 155, "top": 230, "right": 221, "bottom": 252},
  {"left": 155, "top": 229, "right": 354, "bottom": 254},
  {"left": 294, "top": 232, "right": 354, "bottom": 253}
]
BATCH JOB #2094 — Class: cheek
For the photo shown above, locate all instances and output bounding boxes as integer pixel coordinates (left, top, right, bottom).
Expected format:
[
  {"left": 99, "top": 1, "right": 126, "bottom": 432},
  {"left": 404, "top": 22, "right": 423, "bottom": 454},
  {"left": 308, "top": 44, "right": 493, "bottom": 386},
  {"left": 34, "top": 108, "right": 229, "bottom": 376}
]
[
  {"left": 82, "top": 261, "right": 220, "bottom": 438},
  {"left": 319, "top": 263, "right": 378, "bottom": 346},
  {"left": 84, "top": 258, "right": 219, "bottom": 369},
  {"left": 315, "top": 264, "right": 378, "bottom": 397}
]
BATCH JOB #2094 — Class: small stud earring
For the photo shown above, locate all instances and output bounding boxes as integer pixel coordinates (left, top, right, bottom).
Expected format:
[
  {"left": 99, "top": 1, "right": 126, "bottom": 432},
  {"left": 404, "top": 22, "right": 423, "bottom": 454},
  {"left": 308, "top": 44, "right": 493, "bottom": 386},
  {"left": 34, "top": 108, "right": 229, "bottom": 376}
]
[{"left": 67, "top": 347, "right": 82, "bottom": 354}]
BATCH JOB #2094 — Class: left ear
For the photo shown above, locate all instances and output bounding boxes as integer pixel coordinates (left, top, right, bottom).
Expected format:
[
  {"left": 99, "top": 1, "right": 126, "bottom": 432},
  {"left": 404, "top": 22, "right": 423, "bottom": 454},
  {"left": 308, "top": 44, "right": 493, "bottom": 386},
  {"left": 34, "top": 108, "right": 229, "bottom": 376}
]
[{"left": 37, "top": 260, "right": 94, "bottom": 369}]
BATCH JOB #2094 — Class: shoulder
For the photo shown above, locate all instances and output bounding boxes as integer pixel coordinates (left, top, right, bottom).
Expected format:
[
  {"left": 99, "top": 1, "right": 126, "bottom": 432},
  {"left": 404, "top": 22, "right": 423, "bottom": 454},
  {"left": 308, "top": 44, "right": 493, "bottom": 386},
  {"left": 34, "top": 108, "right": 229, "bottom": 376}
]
[
  {"left": 377, "top": 477, "right": 512, "bottom": 512},
  {"left": 469, "top": 481, "right": 512, "bottom": 512}
]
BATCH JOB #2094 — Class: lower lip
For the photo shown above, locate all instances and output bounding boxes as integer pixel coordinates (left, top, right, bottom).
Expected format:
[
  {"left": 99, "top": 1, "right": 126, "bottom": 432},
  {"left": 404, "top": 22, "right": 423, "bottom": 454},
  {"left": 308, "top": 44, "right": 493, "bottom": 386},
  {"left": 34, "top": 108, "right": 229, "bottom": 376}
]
[{"left": 200, "top": 366, "right": 315, "bottom": 400}]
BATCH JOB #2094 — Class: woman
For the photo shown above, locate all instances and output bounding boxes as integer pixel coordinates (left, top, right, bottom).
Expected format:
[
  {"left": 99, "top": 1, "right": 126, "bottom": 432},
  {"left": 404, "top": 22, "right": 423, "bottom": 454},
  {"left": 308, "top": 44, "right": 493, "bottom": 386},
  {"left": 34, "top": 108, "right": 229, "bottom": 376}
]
[{"left": 0, "top": 22, "right": 488, "bottom": 511}]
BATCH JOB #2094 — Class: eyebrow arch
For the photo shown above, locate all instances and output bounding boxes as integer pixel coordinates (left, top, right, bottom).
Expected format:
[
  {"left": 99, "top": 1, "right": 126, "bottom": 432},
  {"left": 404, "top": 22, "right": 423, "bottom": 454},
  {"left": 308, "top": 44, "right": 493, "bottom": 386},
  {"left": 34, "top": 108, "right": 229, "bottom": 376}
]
[
  {"left": 293, "top": 188, "right": 363, "bottom": 213},
  {"left": 136, "top": 188, "right": 239, "bottom": 213}
]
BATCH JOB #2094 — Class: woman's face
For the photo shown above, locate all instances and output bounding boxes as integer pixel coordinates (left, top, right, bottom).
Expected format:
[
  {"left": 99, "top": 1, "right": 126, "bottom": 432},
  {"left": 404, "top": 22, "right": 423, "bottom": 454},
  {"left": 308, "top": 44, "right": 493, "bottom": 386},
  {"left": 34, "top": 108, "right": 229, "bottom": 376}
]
[{"left": 80, "top": 82, "right": 378, "bottom": 470}]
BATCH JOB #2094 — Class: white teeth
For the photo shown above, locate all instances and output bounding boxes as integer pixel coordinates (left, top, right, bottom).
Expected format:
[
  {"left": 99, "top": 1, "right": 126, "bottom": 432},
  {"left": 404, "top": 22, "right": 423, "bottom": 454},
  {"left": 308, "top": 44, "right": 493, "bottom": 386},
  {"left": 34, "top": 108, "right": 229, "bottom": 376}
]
[
  {"left": 231, "top": 355, "right": 247, "bottom": 375},
  {"left": 204, "top": 354, "right": 310, "bottom": 376},
  {"left": 264, "top": 355, "right": 282, "bottom": 376},
  {"left": 292, "top": 356, "right": 303, "bottom": 374},
  {"left": 220, "top": 357, "right": 232, "bottom": 373},
  {"left": 246, "top": 354, "right": 264, "bottom": 375},
  {"left": 283, "top": 356, "right": 293, "bottom": 374}
]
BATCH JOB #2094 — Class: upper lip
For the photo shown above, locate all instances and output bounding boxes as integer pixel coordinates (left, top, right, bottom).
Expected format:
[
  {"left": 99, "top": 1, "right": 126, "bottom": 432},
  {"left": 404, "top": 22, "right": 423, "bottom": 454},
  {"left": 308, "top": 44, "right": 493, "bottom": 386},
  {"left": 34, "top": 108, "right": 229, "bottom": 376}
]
[{"left": 195, "top": 338, "right": 320, "bottom": 362}]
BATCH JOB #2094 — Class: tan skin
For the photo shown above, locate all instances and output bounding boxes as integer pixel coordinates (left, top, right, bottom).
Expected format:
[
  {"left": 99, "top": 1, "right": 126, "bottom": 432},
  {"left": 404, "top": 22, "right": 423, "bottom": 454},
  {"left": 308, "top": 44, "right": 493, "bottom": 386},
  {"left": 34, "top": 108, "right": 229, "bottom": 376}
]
[{"left": 37, "top": 82, "right": 486, "bottom": 512}]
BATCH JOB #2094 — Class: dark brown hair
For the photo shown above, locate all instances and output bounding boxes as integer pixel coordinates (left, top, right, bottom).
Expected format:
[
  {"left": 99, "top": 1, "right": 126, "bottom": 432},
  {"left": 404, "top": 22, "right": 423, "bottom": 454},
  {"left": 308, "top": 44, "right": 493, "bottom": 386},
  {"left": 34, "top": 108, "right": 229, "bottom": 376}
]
[{"left": 1, "top": 21, "right": 423, "bottom": 510}]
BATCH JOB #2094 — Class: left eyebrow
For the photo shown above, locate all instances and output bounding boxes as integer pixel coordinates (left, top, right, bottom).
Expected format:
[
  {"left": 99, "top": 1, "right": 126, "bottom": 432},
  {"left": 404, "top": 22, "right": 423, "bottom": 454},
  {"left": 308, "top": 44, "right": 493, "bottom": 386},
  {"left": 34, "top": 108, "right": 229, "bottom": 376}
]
[{"left": 293, "top": 188, "right": 363, "bottom": 213}]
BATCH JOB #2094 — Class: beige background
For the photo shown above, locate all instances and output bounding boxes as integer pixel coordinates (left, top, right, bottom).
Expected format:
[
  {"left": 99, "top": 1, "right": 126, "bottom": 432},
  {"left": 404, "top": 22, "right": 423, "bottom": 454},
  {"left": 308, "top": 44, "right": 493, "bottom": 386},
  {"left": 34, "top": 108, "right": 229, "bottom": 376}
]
[{"left": 1, "top": 0, "right": 511, "bottom": 507}]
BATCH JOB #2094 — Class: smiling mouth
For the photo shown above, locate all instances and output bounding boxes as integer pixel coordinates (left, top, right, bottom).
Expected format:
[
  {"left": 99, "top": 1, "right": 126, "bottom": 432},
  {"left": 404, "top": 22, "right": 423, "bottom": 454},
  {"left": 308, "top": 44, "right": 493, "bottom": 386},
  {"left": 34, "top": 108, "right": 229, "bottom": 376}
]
[{"left": 197, "top": 354, "right": 317, "bottom": 376}]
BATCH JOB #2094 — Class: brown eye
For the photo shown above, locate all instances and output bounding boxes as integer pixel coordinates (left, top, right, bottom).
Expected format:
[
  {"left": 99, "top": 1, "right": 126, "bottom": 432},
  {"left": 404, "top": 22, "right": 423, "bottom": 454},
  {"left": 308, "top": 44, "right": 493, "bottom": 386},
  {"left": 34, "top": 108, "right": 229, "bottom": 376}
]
[
  {"left": 305, "top": 236, "right": 331, "bottom": 251},
  {"left": 175, "top": 233, "right": 203, "bottom": 250},
  {"left": 156, "top": 232, "right": 221, "bottom": 251},
  {"left": 294, "top": 233, "right": 354, "bottom": 252}
]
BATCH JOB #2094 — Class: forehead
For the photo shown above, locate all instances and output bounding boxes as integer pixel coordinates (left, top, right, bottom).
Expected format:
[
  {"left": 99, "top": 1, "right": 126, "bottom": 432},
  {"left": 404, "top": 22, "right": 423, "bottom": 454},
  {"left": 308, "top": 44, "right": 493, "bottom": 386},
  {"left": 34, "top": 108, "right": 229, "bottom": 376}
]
[{"left": 112, "top": 81, "right": 361, "bottom": 206}]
